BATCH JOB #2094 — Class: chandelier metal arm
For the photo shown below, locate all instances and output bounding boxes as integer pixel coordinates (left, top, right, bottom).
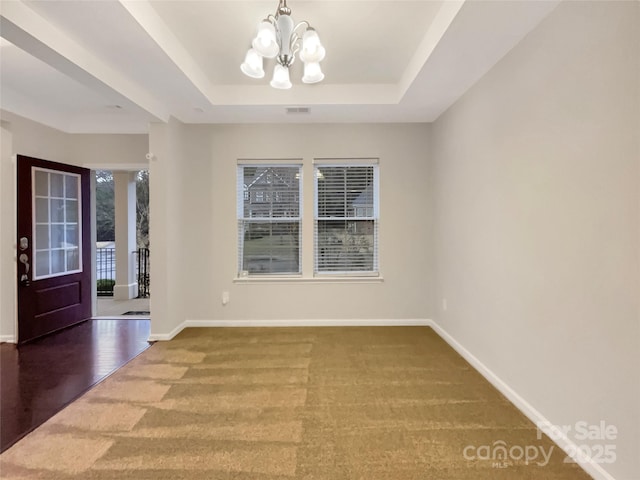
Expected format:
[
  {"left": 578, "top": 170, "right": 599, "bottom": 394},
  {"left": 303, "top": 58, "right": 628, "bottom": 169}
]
[
  {"left": 293, "top": 20, "right": 311, "bottom": 33},
  {"left": 279, "top": 22, "right": 311, "bottom": 66}
]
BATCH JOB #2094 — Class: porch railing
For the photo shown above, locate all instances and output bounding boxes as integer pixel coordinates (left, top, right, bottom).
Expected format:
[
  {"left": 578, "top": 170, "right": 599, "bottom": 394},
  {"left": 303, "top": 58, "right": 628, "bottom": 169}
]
[
  {"left": 96, "top": 248, "right": 116, "bottom": 296},
  {"left": 96, "top": 247, "right": 150, "bottom": 298},
  {"left": 135, "top": 248, "right": 150, "bottom": 298}
]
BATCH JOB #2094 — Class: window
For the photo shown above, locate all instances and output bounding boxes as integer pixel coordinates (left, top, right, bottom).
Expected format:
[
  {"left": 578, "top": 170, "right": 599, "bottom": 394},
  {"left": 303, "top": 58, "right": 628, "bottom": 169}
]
[
  {"left": 237, "top": 164, "right": 302, "bottom": 275},
  {"left": 314, "top": 161, "right": 379, "bottom": 275},
  {"left": 33, "top": 168, "right": 82, "bottom": 279}
]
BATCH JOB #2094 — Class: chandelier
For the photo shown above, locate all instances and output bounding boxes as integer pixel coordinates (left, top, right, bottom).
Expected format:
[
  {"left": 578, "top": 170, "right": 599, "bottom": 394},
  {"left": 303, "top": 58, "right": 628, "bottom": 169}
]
[{"left": 241, "top": 0, "right": 325, "bottom": 89}]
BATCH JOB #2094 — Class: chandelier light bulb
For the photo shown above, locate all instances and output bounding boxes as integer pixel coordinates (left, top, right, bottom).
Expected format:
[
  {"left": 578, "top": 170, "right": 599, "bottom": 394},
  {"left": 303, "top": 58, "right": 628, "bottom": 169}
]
[
  {"left": 270, "top": 64, "right": 292, "bottom": 89},
  {"left": 240, "top": 48, "right": 265, "bottom": 78},
  {"left": 252, "top": 20, "right": 278, "bottom": 58},
  {"left": 302, "top": 61, "right": 324, "bottom": 84},
  {"left": 300, "top": 29, "right": 325, "bottom": 63}
]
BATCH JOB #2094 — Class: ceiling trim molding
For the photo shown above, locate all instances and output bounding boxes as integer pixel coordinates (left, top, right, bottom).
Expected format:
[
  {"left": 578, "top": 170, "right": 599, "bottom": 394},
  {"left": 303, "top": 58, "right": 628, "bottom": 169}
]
[
  {"left": 211, "top": 84, "right": 400, "bottom": 106},
  {"left": 397, "top": 0, "right": 465, "bottom": 99}
]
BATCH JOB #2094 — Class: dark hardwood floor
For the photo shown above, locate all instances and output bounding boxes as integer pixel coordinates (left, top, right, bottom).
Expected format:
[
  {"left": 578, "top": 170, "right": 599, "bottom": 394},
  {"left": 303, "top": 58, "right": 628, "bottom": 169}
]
[{"left": 0, "top": 319, "right": 151, "bottom": 452}]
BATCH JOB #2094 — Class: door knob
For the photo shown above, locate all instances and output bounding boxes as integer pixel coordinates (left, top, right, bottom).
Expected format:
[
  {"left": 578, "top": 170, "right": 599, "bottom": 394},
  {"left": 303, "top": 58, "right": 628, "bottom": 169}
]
[
  {"left": 19, "top": 253, "right": 30, "bottom": 286},
  {"left": 19, "top": 253, "right": 29, "bottom": 274}
]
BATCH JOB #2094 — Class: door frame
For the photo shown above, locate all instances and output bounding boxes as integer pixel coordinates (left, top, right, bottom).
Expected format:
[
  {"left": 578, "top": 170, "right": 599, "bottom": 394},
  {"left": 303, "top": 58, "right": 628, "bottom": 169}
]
[{"left": 90, "top": 166, "right": 149, "bottom": 318}]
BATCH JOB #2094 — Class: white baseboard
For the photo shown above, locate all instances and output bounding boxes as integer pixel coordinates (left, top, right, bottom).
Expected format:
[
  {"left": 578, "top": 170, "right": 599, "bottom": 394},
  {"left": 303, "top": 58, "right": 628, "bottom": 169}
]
[
  {"left": 148, "top": 321, "right": 186, "bottom": 342},
  {"left": 428, "top": 319, "right": 615, "bottom": 480},
  {"left": 0, "top": 334, "right": 16, "bottom": 343}
]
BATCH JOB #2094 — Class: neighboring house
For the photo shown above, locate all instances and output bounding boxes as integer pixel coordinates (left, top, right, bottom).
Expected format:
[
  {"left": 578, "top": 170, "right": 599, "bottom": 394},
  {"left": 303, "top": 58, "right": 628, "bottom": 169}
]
[
  {"left": 244, "top": 167, "right": 299, "bottom": 219},
  {"left": 350, "top": 185, "right": 374, "bottom": 235},
  {"left": 351, "top": 184, "right": 374, "bottom": 218}
]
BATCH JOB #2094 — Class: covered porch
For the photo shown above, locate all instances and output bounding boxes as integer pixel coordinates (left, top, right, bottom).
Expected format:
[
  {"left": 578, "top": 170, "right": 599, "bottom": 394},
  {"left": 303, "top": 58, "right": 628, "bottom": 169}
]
[{"left": 95, "top": 296, "right": 150, "bottom": 318}]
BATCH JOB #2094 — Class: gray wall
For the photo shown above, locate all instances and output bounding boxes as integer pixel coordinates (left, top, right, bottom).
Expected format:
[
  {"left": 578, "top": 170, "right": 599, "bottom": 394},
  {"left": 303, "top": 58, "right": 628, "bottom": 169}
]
[
  {"left": 430, "top": 2, "right": 639, "bottom": 478},
  {"left": 148, "top": 122, "right": 435, "bottom": 338}
]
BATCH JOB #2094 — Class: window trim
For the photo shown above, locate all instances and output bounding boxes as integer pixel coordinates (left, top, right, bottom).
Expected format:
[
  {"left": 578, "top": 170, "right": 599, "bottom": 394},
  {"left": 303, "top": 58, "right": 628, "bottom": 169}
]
[
  {"left": 237, "top": 162, "right": 303, "bottom": 277},
  {"left": 233, "top": 275, "right": 383, "bottom": 284},
  {"left": 313, "top": 158, "right": 380, "bottom": 277}
]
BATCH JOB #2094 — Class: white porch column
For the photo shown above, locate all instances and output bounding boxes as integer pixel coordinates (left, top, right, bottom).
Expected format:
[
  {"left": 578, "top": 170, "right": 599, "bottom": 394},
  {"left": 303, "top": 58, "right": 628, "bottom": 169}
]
[{"left": 113, "top": 171, "right": 138, "bottom": 300}]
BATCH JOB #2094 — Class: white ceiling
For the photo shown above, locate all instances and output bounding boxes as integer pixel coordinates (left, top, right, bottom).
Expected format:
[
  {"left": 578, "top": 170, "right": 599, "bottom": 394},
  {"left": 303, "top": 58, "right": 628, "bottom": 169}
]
[{"left": 0, "top": 0, "right": 560, "bottom": 134}]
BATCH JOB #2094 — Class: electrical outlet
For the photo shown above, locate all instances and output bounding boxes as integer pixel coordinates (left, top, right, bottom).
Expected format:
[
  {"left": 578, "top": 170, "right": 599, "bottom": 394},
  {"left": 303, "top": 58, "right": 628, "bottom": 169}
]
[
  {"left": 442, "top": 298, "right": 448, "bottom": 311},
  {"left": 222, "top": 291, "right": 230, "bottom": 305}
]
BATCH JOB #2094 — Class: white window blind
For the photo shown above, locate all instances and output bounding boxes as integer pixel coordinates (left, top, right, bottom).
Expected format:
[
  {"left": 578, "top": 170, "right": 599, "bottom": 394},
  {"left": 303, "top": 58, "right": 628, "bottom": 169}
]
[
  {"left": 237, "top": 164, "right": 302, "bottom": 275},
  {"left": 314, "top": 162, "right": 379, "bottom": 275}
]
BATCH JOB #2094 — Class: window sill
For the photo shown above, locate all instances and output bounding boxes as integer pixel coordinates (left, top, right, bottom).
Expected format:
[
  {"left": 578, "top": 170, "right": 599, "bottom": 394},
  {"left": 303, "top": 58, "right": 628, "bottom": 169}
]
[{"left": 233, "top": 275, "right": 384, "bottom": 285}]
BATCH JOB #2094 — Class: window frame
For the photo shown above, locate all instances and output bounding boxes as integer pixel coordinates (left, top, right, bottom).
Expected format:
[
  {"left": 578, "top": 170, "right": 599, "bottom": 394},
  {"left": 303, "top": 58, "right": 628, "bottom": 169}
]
[
  {"left": 236, "top": 161, "right": 303, "bottom": 277},
  {"left": 313, "top": 159, "right": 380, "bottom": 277}
]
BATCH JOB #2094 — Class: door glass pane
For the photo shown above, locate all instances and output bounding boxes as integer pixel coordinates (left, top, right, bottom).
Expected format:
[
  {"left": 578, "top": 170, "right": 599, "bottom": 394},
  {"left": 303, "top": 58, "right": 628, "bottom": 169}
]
[
  {"left": 65, "top": 175, "right": 78, "bottom": 199},
  {"left": 35, "top": 198, "right": 49, "bottom": 223},
  {"left": 66, "top": 249, "right": 79, "bottom": 271},
  {"left": 51, "top": 250, "right": 65, "bottom": 274},
  {"left": 50, "top": 199, "right": 65, "bottom": 222},
  {"left": 32, "top": 168, "right": 82, "bottom": 279},
  {"left": 35, "top": 171, "right": 48, "bottom": 196},
  {"left": 65, "top": 200, "right": 78, "bottom": 223},
  {"left": 36, "top": 225, "right": 49, "bottom": 250},
  {"left": 65, "top": 225, "right": 78, "bottom": 247},
  {"left": 36, "top": 251, "right": 50, "bottom": 277},
  {"left": 51, "top": 224, "right": 64, "bottom": 248},
  {"left": 50, "top": 173, "right": 64, "bottom": 197}
]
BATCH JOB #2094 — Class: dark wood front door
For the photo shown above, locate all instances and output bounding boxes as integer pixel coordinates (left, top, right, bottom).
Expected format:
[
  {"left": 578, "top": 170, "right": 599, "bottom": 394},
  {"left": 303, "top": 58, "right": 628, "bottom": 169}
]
[{"left": 17, "top": 156, "right": 91, "bottom": 343}]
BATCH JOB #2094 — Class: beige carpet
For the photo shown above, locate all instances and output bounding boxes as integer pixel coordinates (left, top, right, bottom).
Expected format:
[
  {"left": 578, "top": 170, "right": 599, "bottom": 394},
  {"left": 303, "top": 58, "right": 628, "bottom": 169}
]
[{"left": 0, "top": 327, "right": 591, "bottom": 479}]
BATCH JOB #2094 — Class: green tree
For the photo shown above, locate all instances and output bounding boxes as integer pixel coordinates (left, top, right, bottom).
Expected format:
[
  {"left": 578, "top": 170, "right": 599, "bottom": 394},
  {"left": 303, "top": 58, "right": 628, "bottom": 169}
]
[
  {"left": 136, "top": 170, "right": 149, "bottom": 248},
  {"left": 95, "top": 170, "right": 114, "bottom": 241},
  {"left": 95, "top": 170, "right": 149, "bottom": 247}
]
